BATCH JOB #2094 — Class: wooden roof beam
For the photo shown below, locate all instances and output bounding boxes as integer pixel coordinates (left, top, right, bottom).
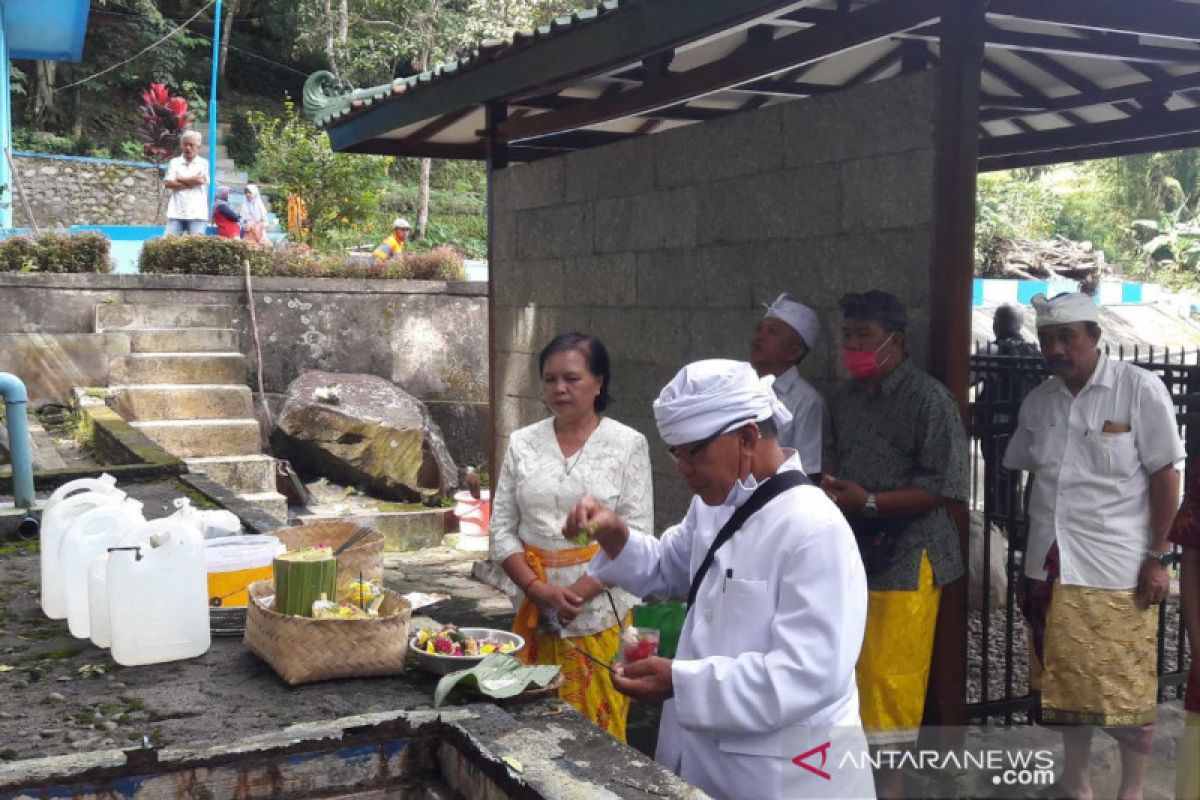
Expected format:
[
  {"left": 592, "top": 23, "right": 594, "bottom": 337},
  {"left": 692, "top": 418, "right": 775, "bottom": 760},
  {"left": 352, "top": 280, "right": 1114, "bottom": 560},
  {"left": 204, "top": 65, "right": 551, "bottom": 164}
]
[
  {"left": 902, "top": 24, "right": 1200, "bottom": 64},
  {"left": 980, "top": 130, "right": 1200, "bottom": 171},
  {"left": 404, "top": 107, "right": 476, "bottom": 145},
  {"left": 988, "top": 0, "right": 1200, "bottom": 45},
  {"left": 1012, "top": 50, "right": 1139, "bottom": 118},
  {"left": 980, "top": 57, "right": 1079, "bottom": 128},
  {"left": 979, "top": 68, "right": 1200, "bottom": 122},
  {"left": 496, "top": 0, "right": 941, "bottom": 143},
  {"left": 513, "top": 92, "right": 732, "bottom": 123},
  {"left": 980, "top": 105, "right": 1200, "bottom": 159},
  {"left": 844, "top": 44, "right": 904, "bottom": 87},
  {"left": 730, "top": 79, "right": 839, "bottom": 97}
]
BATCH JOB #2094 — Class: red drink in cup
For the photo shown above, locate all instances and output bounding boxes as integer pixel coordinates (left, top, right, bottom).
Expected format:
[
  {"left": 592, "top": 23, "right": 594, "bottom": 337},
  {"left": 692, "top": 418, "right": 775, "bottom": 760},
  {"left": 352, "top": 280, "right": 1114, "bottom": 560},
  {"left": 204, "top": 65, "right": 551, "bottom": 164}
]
[{"left": 617, "top": 627, "right": 660, "bottom": 665}]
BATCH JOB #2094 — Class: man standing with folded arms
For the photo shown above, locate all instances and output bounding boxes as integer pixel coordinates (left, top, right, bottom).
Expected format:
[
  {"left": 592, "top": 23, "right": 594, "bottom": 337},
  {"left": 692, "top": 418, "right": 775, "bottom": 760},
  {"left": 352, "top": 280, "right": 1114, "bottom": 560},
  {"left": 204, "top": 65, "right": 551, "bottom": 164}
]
[{"left": 1005, "top": 292, "right": 1183, "bottom": 800}]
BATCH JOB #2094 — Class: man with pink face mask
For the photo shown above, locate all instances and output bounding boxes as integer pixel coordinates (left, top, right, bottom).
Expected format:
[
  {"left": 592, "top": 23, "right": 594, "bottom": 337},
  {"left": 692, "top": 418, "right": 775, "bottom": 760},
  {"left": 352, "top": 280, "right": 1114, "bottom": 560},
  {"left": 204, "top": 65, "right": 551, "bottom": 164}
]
[{"left": 821, "top": 290, "right": 969, "bottom": 800}]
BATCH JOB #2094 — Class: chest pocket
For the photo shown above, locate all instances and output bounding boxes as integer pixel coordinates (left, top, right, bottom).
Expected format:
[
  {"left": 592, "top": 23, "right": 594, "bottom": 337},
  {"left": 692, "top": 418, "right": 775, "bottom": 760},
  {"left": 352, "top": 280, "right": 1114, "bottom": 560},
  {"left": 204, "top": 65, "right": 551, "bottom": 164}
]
[
  {"left": 1089, "top": 431, "right": 1141, "bottom": 481},
  {"left": 714, "top": 579, "right": 773, "bottom": 656},
  {"left": 1024, "top": 422, "right": 1058, "bottom": 471}
]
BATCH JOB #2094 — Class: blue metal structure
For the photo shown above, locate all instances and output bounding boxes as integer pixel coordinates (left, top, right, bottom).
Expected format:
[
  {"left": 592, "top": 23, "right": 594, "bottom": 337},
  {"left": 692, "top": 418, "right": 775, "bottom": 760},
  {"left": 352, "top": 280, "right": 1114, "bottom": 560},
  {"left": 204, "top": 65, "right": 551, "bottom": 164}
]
[
  {"left": 0, "top": 0, "right": 91, "bottom": 227},
  {"left": 0, "top": 372, "right": 34, "bottom": 508},
  {"left": 207, "top": 0, "right": 222, "bottom": 211}
]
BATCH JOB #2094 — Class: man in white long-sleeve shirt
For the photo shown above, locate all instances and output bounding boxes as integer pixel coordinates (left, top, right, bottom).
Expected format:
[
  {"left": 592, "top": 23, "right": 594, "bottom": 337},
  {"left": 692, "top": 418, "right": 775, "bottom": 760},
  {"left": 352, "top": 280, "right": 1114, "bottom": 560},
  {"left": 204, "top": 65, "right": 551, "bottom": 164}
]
[{"left": 565, "top": 359, "right": 873, "bottom": 800}]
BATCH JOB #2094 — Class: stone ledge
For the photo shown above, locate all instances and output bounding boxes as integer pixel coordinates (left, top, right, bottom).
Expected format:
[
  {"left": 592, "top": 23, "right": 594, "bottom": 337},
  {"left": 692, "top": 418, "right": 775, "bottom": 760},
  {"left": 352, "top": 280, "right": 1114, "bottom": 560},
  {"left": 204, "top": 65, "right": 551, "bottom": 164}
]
[{"left": 0, "top": 271, "right": 487, "bottom": 297}]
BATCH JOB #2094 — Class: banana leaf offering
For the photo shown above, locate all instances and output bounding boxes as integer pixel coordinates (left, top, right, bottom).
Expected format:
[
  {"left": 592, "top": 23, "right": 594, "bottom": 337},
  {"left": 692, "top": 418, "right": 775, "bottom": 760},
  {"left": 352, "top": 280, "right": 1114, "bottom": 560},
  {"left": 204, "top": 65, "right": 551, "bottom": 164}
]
[{"left": 433, "top": 654, "right": 560, "bottom": 708}]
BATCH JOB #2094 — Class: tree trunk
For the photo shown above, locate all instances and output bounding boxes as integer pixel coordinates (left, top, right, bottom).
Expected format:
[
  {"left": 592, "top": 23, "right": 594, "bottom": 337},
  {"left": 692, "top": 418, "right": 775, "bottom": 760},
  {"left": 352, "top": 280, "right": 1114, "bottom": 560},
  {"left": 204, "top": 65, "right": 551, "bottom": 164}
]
[
  {"left": 70, "top": 88, "right": 82, "bottom": 137},
  {"left": 417, "top": 158, "right": 431, "bottom": 239},
  {"left": 323, "top": 0, "right": 336, "bottom": 73},
  {"left": 218, "top": 0, "right": 239, "bottom": 83},
  {"left": 30, "top": 61, "right": 56, "bottom": 127},
  {"left": 416, "top": 38, "right": 435, "bottom": 240},
  {"left": 337, "top": 0, "right": 349, "bottom": 44}
]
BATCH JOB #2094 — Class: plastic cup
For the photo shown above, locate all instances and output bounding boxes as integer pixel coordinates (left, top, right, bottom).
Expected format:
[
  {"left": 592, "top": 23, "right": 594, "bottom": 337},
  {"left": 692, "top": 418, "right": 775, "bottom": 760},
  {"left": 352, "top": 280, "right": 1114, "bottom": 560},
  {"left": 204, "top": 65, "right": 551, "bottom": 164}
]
[{"left": 616, "top": 627, "right": 660, "bottom": 666}]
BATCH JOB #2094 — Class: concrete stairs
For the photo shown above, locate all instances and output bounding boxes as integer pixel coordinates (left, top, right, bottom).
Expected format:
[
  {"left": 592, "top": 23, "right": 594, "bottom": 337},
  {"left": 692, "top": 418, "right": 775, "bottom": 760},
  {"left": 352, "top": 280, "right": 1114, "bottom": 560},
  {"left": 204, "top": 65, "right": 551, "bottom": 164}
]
[
  {"left": 199, "top": 122, "right": 270, "bottom": 212},
  {"left": 97, "top": 302, "right": 288, "bottom": 520}
]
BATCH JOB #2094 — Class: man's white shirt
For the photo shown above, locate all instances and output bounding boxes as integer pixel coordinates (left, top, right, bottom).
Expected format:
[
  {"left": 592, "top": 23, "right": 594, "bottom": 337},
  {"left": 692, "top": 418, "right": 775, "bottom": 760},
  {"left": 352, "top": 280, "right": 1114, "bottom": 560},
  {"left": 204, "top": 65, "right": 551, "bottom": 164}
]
[
  {"left": 164, "top": 155, "right": 210, "bottom": 221},
  {"left": 772, "top": 366, "right": 828, "bottom": 474},
  {"left": 1004, "top": 355, "right": 1184, "bottom": 589},
  {"left": 588, "top": 452, "right": 873, "bottom": 799}
]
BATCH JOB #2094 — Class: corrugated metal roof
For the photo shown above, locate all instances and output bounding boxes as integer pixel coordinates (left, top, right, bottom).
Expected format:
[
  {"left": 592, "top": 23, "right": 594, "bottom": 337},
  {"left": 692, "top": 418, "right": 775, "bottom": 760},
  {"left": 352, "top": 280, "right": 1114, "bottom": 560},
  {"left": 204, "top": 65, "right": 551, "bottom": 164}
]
[{"left": 306, "top": 0, "right": 626, "bottom": 129}]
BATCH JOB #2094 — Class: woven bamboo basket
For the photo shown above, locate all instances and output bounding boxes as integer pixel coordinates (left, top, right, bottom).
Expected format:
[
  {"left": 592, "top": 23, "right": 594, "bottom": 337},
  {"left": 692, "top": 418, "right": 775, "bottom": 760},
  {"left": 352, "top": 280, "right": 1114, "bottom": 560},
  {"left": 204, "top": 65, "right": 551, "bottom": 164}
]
[
  {"left": 243, "top": 580, "right": 412, "bottom": 685},
  {"left": 273, "top": 521, "right": 384, "bottom": 591}
]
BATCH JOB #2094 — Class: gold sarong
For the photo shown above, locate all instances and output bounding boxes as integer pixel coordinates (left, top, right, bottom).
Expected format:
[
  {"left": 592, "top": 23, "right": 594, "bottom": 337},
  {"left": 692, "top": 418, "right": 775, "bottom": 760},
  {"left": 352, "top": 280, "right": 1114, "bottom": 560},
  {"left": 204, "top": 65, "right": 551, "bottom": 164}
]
[
  {"left": 856, "top": 553, "right": 941, "bottom": 745},
  {"left": 1040, "top": 583, "right": 1158, "bottom": 727},
  {"left": 510, "top": 542, "right": 630, "bottom": 740}
]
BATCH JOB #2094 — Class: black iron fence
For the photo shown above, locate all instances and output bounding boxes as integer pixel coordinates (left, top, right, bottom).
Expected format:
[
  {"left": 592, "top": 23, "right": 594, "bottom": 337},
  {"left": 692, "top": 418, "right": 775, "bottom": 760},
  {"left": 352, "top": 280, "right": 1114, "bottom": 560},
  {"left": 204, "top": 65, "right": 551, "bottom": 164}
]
[{"left": 967, "top": 343, "right": 1197, "bottom": 724}]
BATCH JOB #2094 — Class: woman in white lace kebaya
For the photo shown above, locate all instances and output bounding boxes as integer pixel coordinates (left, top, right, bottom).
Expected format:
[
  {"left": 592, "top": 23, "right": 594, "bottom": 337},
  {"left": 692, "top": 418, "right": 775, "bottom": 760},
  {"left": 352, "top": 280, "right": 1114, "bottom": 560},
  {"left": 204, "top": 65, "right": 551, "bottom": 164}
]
[{"left": 490, "top": 333, "right": 653, "bottom": 740}]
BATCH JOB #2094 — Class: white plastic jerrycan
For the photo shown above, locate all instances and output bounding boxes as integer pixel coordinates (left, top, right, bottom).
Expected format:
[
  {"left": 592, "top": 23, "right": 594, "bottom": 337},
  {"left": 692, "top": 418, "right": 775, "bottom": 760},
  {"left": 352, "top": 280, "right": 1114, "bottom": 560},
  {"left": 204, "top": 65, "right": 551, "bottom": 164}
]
[
  {"left": 89, "top": 516, "right": 157, "bottom": 649},
  {"left": 62, "top": 498, "right": 145, "bottom": 639},
  {"left": 41, "top": 478, "right": 126, "bottom": 620},
  {"left": 43, "top": 473, "right": 119, "bottom": 513},
  {"left": 108, "top": 518, "right": 211, "bottom": 667}
]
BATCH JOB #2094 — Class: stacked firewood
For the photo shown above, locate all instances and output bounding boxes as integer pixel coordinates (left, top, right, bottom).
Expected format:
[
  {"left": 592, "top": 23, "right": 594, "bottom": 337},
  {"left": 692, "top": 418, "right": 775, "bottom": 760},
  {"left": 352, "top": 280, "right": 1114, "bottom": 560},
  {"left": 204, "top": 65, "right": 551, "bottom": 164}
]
[{"left": 980, "top": 235, "right": 1106, "bottom": 287}]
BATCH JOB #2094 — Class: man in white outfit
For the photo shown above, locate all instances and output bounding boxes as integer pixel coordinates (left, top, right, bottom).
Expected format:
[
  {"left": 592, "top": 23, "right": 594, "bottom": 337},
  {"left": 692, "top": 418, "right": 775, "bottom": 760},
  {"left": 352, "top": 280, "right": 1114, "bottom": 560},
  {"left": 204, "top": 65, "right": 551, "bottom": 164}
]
[
  {"left": 565, "top": 360, "right": 873, "bottom": 800},
  {"left": 750, "top": 293, "right": 829, "bottom": 476},
  {"left": 163, "top": 130, "right": 210, "bottom": 236}
]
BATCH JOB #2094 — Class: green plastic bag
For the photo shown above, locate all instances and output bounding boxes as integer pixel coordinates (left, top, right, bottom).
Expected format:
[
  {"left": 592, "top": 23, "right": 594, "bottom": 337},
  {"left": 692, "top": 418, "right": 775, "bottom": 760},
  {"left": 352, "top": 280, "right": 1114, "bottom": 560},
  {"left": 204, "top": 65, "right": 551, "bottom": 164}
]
[{"left": 633, "top": 601, "right": 686, "bottom": 659}]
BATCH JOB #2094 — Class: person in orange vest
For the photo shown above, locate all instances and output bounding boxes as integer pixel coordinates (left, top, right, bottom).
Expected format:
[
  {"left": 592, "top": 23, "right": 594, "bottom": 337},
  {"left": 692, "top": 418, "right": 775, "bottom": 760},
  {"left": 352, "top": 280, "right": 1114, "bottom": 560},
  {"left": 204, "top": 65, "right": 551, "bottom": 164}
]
[{"left": 373, "top": 218, "right": 412, "bottom": 261}]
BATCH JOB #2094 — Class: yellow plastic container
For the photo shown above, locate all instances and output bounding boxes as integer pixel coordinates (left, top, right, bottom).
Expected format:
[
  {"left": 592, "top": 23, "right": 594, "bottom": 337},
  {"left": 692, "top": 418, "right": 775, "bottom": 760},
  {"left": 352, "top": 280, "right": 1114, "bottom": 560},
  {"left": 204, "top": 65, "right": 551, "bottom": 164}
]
[{"left": 204, "top": 536, "right": 284, "bottom": 609}]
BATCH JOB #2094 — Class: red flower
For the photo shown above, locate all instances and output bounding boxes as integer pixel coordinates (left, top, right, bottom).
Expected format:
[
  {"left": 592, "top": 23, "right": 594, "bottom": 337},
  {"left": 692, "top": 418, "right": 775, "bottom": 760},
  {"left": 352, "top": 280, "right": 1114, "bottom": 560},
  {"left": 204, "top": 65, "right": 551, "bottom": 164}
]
[{"left": 167, "top": 97, "right": 188, "bottom": 118}]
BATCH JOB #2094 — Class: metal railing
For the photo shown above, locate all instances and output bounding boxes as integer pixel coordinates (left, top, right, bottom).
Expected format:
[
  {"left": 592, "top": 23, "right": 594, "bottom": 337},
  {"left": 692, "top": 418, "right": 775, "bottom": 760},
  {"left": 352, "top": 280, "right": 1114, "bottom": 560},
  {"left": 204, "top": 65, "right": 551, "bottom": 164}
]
[{"left": 966, "top": 343, "right": 1195, "bottom": 724}]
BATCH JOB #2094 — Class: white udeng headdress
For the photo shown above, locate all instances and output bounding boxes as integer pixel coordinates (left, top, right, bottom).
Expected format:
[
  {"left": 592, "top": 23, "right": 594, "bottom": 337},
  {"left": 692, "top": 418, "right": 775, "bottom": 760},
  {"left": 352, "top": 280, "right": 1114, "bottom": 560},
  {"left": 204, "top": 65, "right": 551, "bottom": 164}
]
[
  {"left": 653, "top": 359, "right": 793, "bottom": 447},
  {"left": 1031, "top": 292, "right": 1099, "bottom": 328},
  {"left": 765, "top": 293, "right": 820, "bottom": 349}
]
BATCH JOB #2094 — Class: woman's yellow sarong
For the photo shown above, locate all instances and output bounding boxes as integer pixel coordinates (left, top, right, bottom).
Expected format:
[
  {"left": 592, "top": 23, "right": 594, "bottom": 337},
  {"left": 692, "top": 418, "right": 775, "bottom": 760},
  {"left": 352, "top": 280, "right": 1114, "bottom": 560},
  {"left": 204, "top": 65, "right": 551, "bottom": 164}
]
[{"left": 512, "top": 542, "right": 631, "bottom": 741}]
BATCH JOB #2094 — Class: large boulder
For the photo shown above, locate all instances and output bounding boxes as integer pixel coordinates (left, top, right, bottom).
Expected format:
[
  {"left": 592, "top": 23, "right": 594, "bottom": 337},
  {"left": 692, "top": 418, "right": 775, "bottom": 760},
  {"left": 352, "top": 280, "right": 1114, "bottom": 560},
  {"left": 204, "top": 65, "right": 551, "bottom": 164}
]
[{"left": 272, "top": 371, "right": 458, "bottom": 501}]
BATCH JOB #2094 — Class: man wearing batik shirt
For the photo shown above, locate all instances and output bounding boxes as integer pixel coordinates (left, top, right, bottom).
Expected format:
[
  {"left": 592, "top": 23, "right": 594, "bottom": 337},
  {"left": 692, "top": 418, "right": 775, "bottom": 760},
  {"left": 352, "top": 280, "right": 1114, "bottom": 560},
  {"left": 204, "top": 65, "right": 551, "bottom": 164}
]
[
  {"left": 822, "top": 290, "right": 969, "bottom": 799},
  {"left": 1005, "top": 292, "right": 1184, "bottom": 800},
  {"left": 1169, "top": 467, "right": 1200, "bottom": 800}
]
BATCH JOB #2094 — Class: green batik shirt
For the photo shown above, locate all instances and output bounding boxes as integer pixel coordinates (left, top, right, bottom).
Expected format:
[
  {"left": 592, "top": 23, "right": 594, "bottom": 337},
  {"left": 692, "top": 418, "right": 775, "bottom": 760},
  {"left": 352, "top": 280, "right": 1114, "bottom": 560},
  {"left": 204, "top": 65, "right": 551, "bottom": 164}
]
[{"left": 824, "top": 358, "right": 969, "bottom": 591}]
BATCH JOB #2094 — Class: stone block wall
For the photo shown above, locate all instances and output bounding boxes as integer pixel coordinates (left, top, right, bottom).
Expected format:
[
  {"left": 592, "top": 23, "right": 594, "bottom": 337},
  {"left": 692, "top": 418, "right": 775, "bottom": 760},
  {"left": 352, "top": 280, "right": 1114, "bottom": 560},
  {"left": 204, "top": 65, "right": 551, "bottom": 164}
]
[
  {"left": 492, "top": 71, "right": 940, "bottom": 526},
  {"left": 11, "top": 154, "right": 166, "bottom": 227},
  {"left": 0, "top": 273, "right": 488, "bottom": 468}
]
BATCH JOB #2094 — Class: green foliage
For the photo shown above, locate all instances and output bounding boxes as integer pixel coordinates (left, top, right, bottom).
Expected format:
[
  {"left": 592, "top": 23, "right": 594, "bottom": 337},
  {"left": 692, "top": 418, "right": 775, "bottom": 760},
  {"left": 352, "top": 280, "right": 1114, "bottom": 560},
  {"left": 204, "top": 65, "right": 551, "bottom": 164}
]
[
  {"left": 139, "top": 236, "right": 270, "bottom": 276},
  {"left": 381, "top": 183, "right": 485, "bottom": 217},
  {"left": 0, "top": 233, "right": 111, "bottom": 274},
  {"left": 248, "top": 97, "right": 389, "bottom": 246},
  {"left": 9, "top": 64, "right": 26, "bottom": 98},
  {"left": 227, "top": 111, "right": 260, "bottom": 169},
  {"left": 12, "top": 128, "right": 147, "bottom": 161},
  {"left": 410, "top": 217, "right": 486, "bottom": 260},
  {"left": 978, "top": 151, "right": 1200, "bottom": 286},
  {"left": 975, "top": 171, "right": 1062, "bottom": 270},
  {"left": 138, "top": 237, "right": 464, "bottom": 281}
]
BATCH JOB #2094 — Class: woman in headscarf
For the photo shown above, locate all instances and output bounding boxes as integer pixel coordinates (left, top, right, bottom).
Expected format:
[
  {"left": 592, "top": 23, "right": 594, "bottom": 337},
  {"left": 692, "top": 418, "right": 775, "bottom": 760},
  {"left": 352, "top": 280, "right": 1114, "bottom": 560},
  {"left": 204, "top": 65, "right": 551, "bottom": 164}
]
[
  {"left": 211, "top": 186, "right": 241, "bottom": 239},
  {"left": 241, "top": 184, "right": 269, "bottom": 244},
  {"left": 489, "top": 332, "right": 652, "bottom": 741}
]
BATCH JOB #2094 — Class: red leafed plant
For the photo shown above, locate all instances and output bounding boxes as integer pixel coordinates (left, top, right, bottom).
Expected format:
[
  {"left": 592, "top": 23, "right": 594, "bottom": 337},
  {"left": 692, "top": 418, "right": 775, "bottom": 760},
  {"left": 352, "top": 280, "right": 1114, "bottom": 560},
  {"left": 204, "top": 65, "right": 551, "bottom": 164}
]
[{"left": 138, "top": 83, "right": 194, "bottom": 163}]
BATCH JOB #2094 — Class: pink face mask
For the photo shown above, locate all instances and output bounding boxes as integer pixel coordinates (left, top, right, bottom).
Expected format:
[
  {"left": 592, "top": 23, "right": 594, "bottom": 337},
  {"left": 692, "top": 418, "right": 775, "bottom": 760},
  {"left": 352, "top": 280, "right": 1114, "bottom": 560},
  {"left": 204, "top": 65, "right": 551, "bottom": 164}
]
[{"left": 843, "top": 333, "right": 895, "bottom": 380}]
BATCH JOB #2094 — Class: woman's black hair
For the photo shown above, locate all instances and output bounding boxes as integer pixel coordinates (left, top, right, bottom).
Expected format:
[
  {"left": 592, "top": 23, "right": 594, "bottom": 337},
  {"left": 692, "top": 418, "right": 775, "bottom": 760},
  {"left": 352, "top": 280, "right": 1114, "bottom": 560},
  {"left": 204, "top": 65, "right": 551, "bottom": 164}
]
[{"left": 538, "top": 332, "right": 612, "bottom": 413}]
